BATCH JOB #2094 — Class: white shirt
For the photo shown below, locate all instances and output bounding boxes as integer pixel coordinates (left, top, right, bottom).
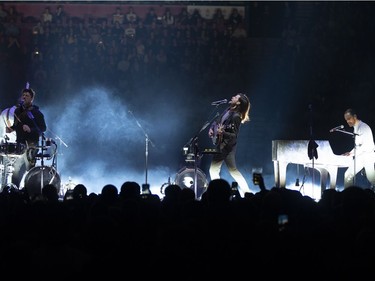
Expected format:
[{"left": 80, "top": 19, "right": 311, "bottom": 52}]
[{"left": 352, "top": 120, "right": 375, "bottom": 155}]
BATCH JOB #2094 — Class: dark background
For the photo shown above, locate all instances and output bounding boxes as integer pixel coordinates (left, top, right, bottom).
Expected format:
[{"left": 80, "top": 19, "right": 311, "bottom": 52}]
[{"left": 0, "top": 1, "right": 374, "bottom": 196}]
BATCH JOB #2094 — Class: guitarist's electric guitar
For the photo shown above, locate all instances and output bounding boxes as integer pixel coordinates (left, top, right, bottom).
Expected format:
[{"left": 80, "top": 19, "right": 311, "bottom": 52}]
[{"left": 211, "top": 123, "right": 234, "bottom": 147}]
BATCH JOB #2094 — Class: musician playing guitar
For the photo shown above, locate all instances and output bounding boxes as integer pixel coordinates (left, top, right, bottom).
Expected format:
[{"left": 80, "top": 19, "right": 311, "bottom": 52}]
[{"left": 208, "top": 93, "right": 251, "bottom": 197}]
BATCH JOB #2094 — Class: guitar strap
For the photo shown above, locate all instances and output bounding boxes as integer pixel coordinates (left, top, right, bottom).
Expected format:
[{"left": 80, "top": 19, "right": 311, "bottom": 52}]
[{"left": 221, "top": 109, "right": 231, "bottom": 124}]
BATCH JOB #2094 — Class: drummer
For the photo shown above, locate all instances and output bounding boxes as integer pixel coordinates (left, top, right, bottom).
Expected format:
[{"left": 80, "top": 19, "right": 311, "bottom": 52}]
[{"left": 5, "top": 87, "right": 47, "bottom": 188}]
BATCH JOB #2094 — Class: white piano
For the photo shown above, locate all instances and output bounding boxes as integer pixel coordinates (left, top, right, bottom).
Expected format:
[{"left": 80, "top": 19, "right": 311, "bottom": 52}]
[{"left": 272, "top": 140, "right": 350, "bottom": 193}]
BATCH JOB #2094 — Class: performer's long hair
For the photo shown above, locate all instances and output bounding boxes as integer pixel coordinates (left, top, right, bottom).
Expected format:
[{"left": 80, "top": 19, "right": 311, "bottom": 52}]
[{"left": 237, "top": 93, "right": 250, "bottom": 123}]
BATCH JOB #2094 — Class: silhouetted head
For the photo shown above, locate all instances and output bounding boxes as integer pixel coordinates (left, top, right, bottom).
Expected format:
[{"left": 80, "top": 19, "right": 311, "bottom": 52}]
[
  {"left": 42, "top": 184, "right": 59, "bottom": 202},
  {"left": 164, "top": 184, "right": 182, "bottom": 201},
  {"left": 206, "top": 178, "right": 231, "bottom": 204},
  {"left": 120, "top": 181, "right": 141, "bottom": 200},
  {"left": 73, "top": 183, "right": 87, "bottom": 199}
]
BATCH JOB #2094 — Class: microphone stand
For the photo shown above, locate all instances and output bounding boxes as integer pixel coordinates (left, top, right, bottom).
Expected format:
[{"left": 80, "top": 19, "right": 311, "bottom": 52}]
[
  {"left": 46, "top": 129, "right": 68, "bottom": 196},
  {"left": 335, "top": 128, "right": 358, "bottom": 186},
  {"left": 46, "top": 128, "right": 68, "bottom": 171},
  {"left": 128, "top": 110, "right": 155, "bottom": 193},
  {"left": 184, "top": 133, "right": 204, "bottom": 199},
  {"left": 184, "top": 126, "right": 207, "bottom": 199},
  {"left": 47, "top": 128, "right": 68, "bottom": 149},
  {"left": 40, "top": 133, "right": 45, "bottom": 195},
  {"left": 307, "top": 104, "right": 318, "bottom": 198},
  {"left": 183, "top": 105, "right": 221, "bottom": 199}
]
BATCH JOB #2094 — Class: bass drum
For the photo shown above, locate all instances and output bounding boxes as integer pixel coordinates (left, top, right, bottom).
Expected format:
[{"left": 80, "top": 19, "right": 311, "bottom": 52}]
[
  {"left": 174, "top": 167, "right": 208, "bottom": 199},
  {"left": 20, "top": 166, "right": 61, "bottom": 198}
]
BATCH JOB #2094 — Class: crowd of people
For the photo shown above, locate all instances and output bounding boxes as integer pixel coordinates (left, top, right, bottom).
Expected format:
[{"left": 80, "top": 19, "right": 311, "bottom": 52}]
[
  {"left": 0, "top": 175, "right": 374, "bottom": 278},
  {"left": 0, "top": 3, "right": 250, "bottom": 102}
]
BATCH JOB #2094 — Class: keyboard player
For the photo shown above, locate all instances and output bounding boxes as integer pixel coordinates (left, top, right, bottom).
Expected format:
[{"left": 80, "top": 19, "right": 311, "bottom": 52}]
[{"left": 342, "top": 108, "right": 375, "bottom": 189}]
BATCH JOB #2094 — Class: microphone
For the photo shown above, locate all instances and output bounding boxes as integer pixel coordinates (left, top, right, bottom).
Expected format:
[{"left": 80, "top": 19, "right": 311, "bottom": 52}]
[
  {"left": 329, "top": 125, "right": 344, "bottom": 132},
  {"left": 18, "top": 100, "right": 24, "bottom": 107},
  {"left": 211, "top": 99, "right": 227, "bottom": 105}
]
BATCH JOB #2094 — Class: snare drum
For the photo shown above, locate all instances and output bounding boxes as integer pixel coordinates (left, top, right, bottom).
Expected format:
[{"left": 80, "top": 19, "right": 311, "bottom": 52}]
[{"left": 0, "top": 142, "right": 26, "bottom": 156}]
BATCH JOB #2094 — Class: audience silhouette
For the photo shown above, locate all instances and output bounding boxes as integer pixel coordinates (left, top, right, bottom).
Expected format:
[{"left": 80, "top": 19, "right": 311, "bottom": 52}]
[{"left": 0, "top": 175, "right": 374, "bottom": 278}]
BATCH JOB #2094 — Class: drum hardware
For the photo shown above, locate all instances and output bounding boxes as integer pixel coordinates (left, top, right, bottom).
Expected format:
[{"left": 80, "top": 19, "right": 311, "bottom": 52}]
[
  {"left": 0, "top": 155, "right": 21, "bottom": 192},
  {"left": 38, "top": 130, "right": 67, "bottom": 198},
  {"left": 160, "top": 176, "right": 171, "bottom": 195},
  {"left": 61, "top": 176, "right": 77, "bottom": 198},
  {"left": 202, "top": 148, "right": 221, "bottom": 154},
  {"left": 19, "top": 135, "right": 60, "bottom": 199},
  {"left": 0, "top": 142, "right": 26, "bottom": 157},
  {"left": 0, "top": 141, "right": 27, "bottom": 191},
  {"left": 0, "top": 161, "right": 3, "bottom": 188},
  {"left": 35, "top": 153, "right": 51, "bottom": 158},
  {"left": 182, "top": 135, "right": 202, "bottom": 199},
  {"left": 183, "top": 143, "right": 201, "bottom": 164},
  {"left": 35, "top": 136, "right": 58, "bottom": 196},
  {"left": 181, "top": 109, "right": 218, "bottom": 199}
]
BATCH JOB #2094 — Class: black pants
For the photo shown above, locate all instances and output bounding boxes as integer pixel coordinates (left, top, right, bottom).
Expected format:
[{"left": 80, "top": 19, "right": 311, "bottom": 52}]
[{"left": 208, "top": 145, "right": 250, "bottom": 196}]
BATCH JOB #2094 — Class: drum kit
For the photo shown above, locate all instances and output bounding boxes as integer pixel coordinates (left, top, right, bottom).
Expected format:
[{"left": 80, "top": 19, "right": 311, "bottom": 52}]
[
  {"left": 169, "top": 109, "right": 223, "bottom": 199},
  {"left": 159, "top": 136, "right": 210, "bottom": 200},
  {"left": 0, "top": 138, "right": 61, "bottom": 198},
  {"left": 176, "top": 137, "right": 209, "bottom": 199},
  {"left": 19, "top": 139, "right": 61, "bottom": 198},
  {"left": 0, "top": 106, "right": 61, "bottom": 198}
]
